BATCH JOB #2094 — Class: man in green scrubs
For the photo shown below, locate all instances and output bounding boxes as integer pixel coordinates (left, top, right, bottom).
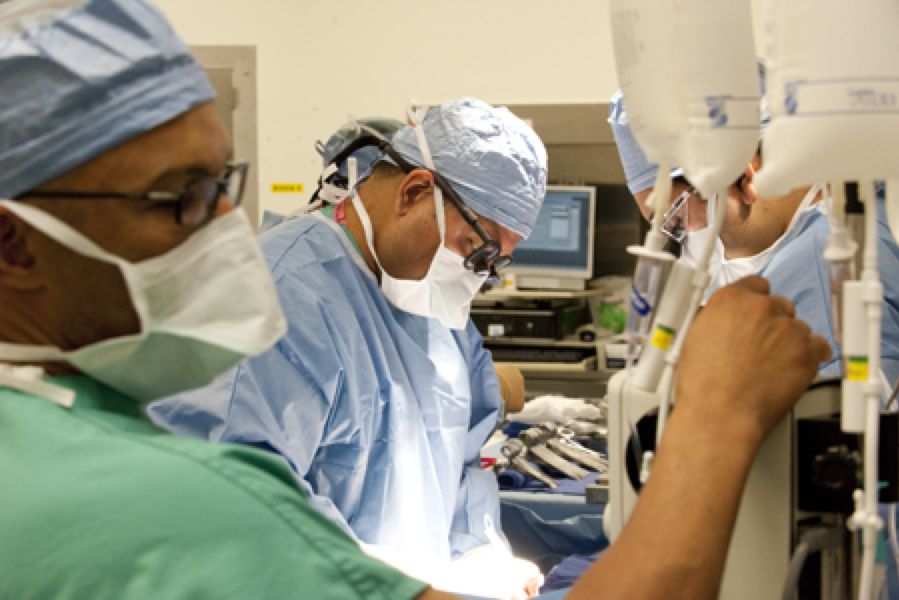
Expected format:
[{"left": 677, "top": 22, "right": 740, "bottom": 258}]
[
  {"left": 0, "top": 1, "right": 427, "bottom": 598},
  {"left": 0, "top": 0, "right": 832, "bottom": 599}
]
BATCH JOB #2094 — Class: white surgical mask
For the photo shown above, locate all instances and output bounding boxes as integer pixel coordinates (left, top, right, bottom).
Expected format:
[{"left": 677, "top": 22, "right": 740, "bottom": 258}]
[
  {"left": 348, "top": 104, "right": 488, "bottom": 330},
  {"left": 709, "top": 182, "right": 826, "bottom": 290},
  {"left": 352, "top": 189, "right": 487, "bottom": 330},
  {"left": 679, "top": 191, "right": 721, "bottom": 269},
  {"left": 0, "top": 200, "right": 287, "bottom": 403}
]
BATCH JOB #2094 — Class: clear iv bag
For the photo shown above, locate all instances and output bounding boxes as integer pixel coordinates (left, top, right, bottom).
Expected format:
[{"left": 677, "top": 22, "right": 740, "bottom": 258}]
[
  {"left": 755, "top": 0, "right": 899, "bottom": 196},
  {"left": 609, "top": 0, "right": 760, "bottom": 198}
]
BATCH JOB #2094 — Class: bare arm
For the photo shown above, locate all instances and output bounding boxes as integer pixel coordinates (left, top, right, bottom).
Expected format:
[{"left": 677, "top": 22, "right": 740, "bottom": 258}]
[
  {"left": 417, "top": 276, "right": 830, "bottom": 600},
  {"left": 565, "top": 394, "right": 761, "bottom": 600},
  {"left": 572, "top": 277, "right": 830, "bottom": 600},
  {"left": 416, "top": 417, "right": 759, "bottom": 600}
]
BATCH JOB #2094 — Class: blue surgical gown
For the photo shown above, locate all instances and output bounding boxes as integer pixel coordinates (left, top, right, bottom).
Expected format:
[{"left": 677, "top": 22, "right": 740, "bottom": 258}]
[
  {"left": 759, "top": 197, "right": 899, "bottom": 383},
  {"left": 150, "top": 212, "right": 505, "bottom": 563}
]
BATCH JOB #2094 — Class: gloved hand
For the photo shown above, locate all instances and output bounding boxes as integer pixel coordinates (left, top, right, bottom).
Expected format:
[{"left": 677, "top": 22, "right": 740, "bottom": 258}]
[
  {"left": 431, "top": 545, "right": 544, "bottom": 599},
  {"left": 360, "top": 542, "right": 543, "bottom": 599}
]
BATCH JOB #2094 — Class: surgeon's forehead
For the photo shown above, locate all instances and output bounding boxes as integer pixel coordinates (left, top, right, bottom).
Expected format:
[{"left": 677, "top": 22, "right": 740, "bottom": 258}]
[{"left": 472, "top": 211, "right": 522, "bottom": 247}]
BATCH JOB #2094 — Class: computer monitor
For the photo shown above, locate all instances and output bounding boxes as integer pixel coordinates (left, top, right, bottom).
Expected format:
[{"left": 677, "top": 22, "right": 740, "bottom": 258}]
[{"left": 505, "top": 185, "right": 596, "bottom": 290}]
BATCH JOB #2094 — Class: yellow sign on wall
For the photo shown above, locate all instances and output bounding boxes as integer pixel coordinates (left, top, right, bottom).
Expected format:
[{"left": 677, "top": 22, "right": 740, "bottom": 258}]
[{"left": 271, "top": 183, "right": 304, "bottom": 193}]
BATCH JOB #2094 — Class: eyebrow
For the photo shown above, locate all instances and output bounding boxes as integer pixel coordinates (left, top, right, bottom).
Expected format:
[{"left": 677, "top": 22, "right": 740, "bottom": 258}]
[{"left": 141, "top": 165, "right": 217, "bottom": 193}]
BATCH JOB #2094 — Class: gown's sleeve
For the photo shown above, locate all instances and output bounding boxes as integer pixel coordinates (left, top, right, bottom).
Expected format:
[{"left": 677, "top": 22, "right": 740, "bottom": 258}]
[
  {"left": 448, "top": 322, "right": 506, "bottom": 559},
  {"left": 877, "top": 196, "right": 899, "bottom": 387},
  {"left": 148, "top": 324, "right": 359, "bottom": 541}
]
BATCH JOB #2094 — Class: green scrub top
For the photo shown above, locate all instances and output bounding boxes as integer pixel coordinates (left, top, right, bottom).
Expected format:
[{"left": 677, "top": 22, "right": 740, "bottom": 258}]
[{"left": 0, "top": 376, "right": 429, "bottom": 600}]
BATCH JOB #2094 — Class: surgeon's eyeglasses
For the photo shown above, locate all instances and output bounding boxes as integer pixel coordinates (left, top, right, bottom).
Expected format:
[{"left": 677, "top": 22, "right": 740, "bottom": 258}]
[
  {"left": 323, "top": 136, "right": 515, "bottom": 282},
  {"left": 16, "top": 162, "right": 249, "bottom": 228},
  {"left": 661, "top": 187, "right": 702, "bottom": 244}
]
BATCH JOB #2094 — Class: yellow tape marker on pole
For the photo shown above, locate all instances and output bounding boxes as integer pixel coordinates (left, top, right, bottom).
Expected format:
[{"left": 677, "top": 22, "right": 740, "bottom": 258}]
[{"left": 848, "top": 356, "right": 869, "bottom": 382}]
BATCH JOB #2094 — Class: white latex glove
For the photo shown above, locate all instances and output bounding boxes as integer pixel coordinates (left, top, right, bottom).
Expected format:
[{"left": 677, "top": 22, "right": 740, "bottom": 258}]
[
  {"left": 431, "top": 545, "right": 544, "bottom": 599},
  {"left": 360, "top": 543, "right": 543, "bottom": 599},
  {"left": 506, "top": 395, "right": 602, "bottom": 425},
  {"left": 359, "top": 543, "right": 440, "bottom": 584}
]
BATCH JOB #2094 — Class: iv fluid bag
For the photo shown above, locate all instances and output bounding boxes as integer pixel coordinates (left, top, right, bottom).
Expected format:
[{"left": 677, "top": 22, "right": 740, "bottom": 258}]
[
  {"left": 755, "top": 0, "right": 899, "bottom": 197},
  {"left": 609, "top": 0, "right": 760, "bottom": 198}
]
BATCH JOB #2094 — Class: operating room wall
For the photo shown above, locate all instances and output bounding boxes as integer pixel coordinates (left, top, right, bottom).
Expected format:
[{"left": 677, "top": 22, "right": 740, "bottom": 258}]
[{"left": 154, "top": 0, "right": 768, "bottom": 223}]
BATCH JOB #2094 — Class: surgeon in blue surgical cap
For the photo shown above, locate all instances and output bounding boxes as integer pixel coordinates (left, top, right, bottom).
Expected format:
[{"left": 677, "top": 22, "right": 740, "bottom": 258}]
[
  {"left": 0, "top": 0, "right": 438, "bottom": 597},
  {"left": 151, "top": 98, "right": 549, "bottom": 598}
]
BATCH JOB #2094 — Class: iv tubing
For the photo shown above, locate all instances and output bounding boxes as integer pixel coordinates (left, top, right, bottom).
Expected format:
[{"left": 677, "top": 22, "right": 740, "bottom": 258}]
[
  {"left": 857, "top": 181, "right": 884, "bottom": 600},
  {"left": 890, "top": 504, "right": 899, "bottom": 584},
  {"left": 628, "top": 164, "right": 673, "bottom": 470},
  {"left": 656, "top": 189, "right": 727, "bottom": 446}
]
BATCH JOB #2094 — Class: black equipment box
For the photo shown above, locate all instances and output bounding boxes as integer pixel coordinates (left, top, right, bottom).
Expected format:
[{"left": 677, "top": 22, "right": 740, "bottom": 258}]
[
  {"left": 471, "top": 306, "right": 588, "bottom": 341},
  {"left": 486, "top": 344, "right": 595, "bottom": 363},
  {"left": 797, "top": 413, "right": 899, "bottom": 514}
]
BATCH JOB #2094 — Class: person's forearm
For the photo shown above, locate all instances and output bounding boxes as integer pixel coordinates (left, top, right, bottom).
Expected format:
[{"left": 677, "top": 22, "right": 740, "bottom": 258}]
[{"left": 566, "top": 401, "right": 764, "bottom": 600}]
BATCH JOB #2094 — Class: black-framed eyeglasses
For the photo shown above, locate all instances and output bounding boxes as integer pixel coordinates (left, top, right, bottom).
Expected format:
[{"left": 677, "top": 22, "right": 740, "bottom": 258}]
[
  {"left": 320, "top": 136, "right": 515, "bottom": 281},
  {"left": 15, "top": 162, "right": 249, "bottom": 228}
]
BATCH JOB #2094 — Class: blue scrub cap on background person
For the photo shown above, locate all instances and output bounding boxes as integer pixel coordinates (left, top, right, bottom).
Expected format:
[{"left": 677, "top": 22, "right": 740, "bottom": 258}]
[
  {"left": 317, "top": 116, "right": 406, "bottom": 183},
  {"left": 0, "top": 0, "right": 215, "bottom": 199},
  {"left": 757, "top": 61, "right": 770, "bottom": 138},
  {"left": 607, "top": 91, "right": 685, "bottom": 195},
  {"left": 384, "top": 98, "right": 548, "bottom": 240},
  {"left": 609, "top": 62, "right": 769, "bottom": 194}
]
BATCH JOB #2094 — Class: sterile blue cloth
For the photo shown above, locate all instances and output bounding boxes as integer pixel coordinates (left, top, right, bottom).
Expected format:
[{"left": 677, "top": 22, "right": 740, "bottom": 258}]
[
  {"left": 385, "top": 98, "right": 547, "bottom": 239},
  {"left": 317, "top": 116, "right": 405, "bottom": 182},
  {"left": 541, "top": 552, "right": 603, "bottom": 593},
  {"left": 150, "top": 212, "right": 505, "bottom": 564},
  {"left": 500, "top": 491, "right": 607, "bottom": 574},
  {"left": 497, "top": 469, "right": 530, "bottom": 490},
  {"left": 498, "top": 470, "right": 603, "bottom": 496},
  {"left": 501, "top": 421, "right": 532, "bottom": 438},
  {"left": 0, "top": 0, "right": 214, "bottom": 198}
]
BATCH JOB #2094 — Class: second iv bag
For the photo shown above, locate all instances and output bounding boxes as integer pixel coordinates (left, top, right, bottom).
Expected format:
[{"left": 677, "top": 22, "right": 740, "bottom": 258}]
[{"left": 755, "top": 0, "right": 899, "bottom": 196}]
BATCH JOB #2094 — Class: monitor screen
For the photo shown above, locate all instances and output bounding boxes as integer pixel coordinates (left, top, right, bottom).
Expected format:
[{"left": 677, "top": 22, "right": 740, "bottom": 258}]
[{"left": 510, "top": 186, "right": 595, "bottom": 276}]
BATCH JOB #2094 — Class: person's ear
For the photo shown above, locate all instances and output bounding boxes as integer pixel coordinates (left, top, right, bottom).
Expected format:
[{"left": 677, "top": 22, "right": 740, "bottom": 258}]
[
  {"left": 394, "top": 169, "right": 435, "bottom": 216},
  {"left": 0, "top": 208, "right": 42, "bottom": 291},
  {"left": 740, "top": 163, "right": 760, "bottom": 206}
]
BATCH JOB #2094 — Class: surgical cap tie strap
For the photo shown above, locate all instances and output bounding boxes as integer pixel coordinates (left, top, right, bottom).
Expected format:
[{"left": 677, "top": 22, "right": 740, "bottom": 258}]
[
  {"left": 406, "top": 101, "right": 446, "bottom": 241},
  {"left": 350, "top": 190, "right": 387, "bottom": 274}
]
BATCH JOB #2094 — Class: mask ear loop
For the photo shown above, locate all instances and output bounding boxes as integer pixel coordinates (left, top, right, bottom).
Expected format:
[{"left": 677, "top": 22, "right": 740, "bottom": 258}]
[
  {"left": 350, "top": 192, "right": 387, "bottom": 275},
  {"left": 786, "top": 182, "right": 824, "bottom": 231},
  {"left": 0, "top": 364, "right": 74, "bottom": 408}
]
